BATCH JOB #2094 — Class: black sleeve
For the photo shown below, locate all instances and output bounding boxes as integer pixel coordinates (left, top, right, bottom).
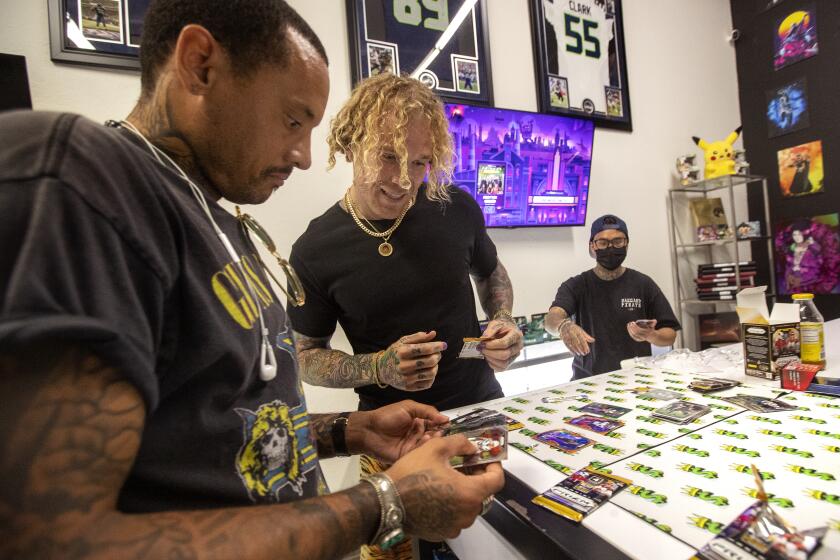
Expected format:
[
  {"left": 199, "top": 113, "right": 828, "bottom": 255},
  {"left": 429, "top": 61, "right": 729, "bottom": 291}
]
[
  {"left": 286, "top": 243, "right": 340, "bottom": 339},
  {"left": 462, "top": 190, "right": 498, "bottom": 278},
  {"left": 551, "top": 275, "right": 583, "bottom": 318},
  {"left": 646, "top": 278, "right": 681, "bottom": 331},
  {"left": 0, "top": 178, "right": 167, "bottom": 411}
]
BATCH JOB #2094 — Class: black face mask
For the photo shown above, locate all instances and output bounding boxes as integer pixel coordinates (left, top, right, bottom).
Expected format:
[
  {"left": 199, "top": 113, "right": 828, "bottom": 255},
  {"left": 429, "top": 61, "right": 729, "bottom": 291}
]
[{"left": 595, "top": 247, "right": 627, "bottom": 270}]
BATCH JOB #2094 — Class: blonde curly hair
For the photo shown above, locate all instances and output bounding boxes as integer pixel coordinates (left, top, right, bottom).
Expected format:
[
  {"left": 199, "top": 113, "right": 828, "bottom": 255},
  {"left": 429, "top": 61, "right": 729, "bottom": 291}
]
[{"left": 327, "top": 73, "right": 454, "bottom": 203}]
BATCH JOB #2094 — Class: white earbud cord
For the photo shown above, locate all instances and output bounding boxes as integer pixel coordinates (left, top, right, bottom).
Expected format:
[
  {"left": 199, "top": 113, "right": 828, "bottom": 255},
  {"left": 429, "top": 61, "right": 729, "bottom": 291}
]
[{"left": 119, "top": 121, "right": 277, "bottom": 381}]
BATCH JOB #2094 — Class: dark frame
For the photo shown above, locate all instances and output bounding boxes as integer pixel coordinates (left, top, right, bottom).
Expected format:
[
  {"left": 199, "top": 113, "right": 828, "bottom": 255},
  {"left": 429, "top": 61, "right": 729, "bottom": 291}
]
[
  {"left": 48, "top": 0, "right": 143, "bottom": 71},
  {"left": 529, "top": 0, "right": 632, "bottom": 131},
  {"left": 346, "top": 0, "right": 494, "bottom": 106}
]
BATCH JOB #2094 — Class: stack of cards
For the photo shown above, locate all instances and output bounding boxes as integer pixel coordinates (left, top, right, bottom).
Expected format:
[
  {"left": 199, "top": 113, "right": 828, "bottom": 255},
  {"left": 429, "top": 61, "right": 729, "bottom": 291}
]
[
  {"left": 631, "top": 387, "right": 682, "bottom": 400},
  {"left": 444, "top": 408, "right": 509, "bottom": 468},
  {"left": 689, "top": 377, "right": 740, "bottom": 393},
  {"left": 721, "top": 394, "right": 798, "bottom": 413},
  {"left": 652, "top": 401, "right": 711, "bottom": 424},
  {"left": 533, "top": 467, "right": 633, "bottom": 522}
]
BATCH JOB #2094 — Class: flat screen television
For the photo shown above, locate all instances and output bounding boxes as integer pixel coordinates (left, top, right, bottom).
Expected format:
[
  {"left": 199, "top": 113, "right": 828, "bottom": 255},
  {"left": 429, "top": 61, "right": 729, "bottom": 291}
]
[{"left": 444, "top": 102, "right": 595, "bottom": 228}]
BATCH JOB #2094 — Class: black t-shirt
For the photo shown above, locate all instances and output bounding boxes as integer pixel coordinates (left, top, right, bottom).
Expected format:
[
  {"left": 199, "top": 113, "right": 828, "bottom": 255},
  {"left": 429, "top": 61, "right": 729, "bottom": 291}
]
[
  {"left": 288, "top": 186, "right": 503, "bottom": 411},
  {"left": 0, "top": 112, "right": 324, "bottom": 512},
  {"left": 551, "top": 268, "right": 681, "bottom": 379}
]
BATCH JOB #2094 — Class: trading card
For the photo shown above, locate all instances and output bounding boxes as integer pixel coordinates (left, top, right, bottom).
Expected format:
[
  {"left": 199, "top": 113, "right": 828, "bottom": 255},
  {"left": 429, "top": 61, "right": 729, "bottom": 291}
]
[
  {"left": 721, "top": 394, "right": 798, "bottom": 413},
  {"left": 689, "top": 377, "right": 740, "bottom": 393},
  {"left": 503, "top": 415, "right": 524, "bottom": 431},
  {"left": 580, "top": 402, "right": 633, "bottom": 419},
  {"left": 458, "top": 336, "right": 492, "bottom": 359},
  {"left": 444, "top": 407, "right": 506, "bottom": 434},
  {"left": 542, "top": 395, "right": 588, "bottom": 404},
  {"left": 566, "top": 415, "right": 624, "bottom": 434},
  {"left": 652, "top": 402, "right": 710, "bottom": 423},
  {"left": 535, "top": 429, "right": 593, "bottom": 454},
  {"left": 449, "top": 426, "right": 508, "bottom": 468},
  {"left": 533, "top": 467, "right": 633, "bottom": 522},
  {"left": 635, "top": 319, "right": 655, "bottom": 328},
  {"left": 643, "top": 389, "right": 683, "bottom": 401}
]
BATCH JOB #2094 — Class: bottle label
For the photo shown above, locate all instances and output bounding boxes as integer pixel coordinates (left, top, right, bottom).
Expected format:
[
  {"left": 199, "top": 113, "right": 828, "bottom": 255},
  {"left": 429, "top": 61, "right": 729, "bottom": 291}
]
[{"left": 800, "top": 322, "right": 825, "bottom": 363}]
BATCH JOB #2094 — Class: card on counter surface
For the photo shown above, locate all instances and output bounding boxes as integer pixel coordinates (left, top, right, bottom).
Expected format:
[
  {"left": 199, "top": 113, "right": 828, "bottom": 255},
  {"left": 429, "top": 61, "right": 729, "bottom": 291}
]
[
  {"left": 689, "top": 377, "right": 740, "bottom": 393},
  {"left": 535, "top": 429, "right": 593, "bottom": 454},
  {"left": 721, "top": 394, "right": 798, "bottom": 413},
  {"left": 566, "top": 415, "right": 624, "bottom": 434},
  {"left": 644, "top": 388, "right": 684, "bottom": 401},
  {"left": 652, "top": 401, "right": 710, "bottom": 424},
  {"left": 533, "top": 467, "right": 633, "bottom": 522},
  {"left": 580, "top": 402, "right": 633, "bottom": 418}
]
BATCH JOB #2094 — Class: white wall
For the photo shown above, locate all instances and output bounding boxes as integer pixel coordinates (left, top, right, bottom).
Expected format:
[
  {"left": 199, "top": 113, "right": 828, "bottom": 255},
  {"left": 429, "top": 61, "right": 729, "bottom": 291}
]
[{"left": 0, "top": 0, "right": 742, "bottom": 488}]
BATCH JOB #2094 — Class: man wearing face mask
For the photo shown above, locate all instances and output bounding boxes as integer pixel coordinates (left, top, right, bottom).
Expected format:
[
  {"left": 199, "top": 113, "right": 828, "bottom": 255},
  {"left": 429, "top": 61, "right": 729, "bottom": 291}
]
[{"left": 545, "top": 214, "right": 680, "bottom": 379}]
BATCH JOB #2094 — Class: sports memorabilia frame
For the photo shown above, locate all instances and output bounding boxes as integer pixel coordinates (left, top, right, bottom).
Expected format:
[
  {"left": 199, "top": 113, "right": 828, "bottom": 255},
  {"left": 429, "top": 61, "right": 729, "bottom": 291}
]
[
  {"left": 529, "top": 0, "right": 632, "bottom": 131},
  {"left": 346, "top": 0, "right": 494, "bottom": 106},
  {"left": 48, "top": 0, "right": 147, "bottom": 70}
]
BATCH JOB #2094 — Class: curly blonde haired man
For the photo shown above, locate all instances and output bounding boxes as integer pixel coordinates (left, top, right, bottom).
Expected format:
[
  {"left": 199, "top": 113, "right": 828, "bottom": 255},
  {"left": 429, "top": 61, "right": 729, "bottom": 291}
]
[{"left": 288, "top": 73, "right": 523, "bottom": 558}]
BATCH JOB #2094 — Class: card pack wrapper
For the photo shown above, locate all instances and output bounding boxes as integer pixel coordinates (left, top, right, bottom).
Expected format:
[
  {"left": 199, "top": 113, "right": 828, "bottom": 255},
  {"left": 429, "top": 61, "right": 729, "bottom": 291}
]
[
  {"left": 690, "top": 377, "right": 741, "bottom": 393},
  {"left": 443, "top": 408, "right": 508, "bottom": 468},
  {"left": 780, "top": 362, "right": 822, "bottom": 392},
  {"left": 737, "top": 287, "right": 801, "bottom": 380},
  {"left": 721, "top": 394, "right": 797, "bottom": 413},
  {"left": 533, "top": 467, "right": 633, "bottom": 523}
]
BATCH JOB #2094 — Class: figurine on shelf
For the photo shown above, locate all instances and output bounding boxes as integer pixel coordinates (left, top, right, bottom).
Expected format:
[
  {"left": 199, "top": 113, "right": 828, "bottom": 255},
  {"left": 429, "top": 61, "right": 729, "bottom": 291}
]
[
  {"left": 692, "top": 126, "right": 742, "bottom": 179},
  {"left": 675, "top": 154, "right": 700, "bottom": 186},
  {"left": 733, "top": 149, "right": 750, "bottom": 175}
]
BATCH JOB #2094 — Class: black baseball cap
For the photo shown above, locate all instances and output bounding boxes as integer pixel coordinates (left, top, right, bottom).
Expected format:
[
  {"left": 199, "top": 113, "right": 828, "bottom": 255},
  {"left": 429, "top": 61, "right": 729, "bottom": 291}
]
[{"left": 590, "top": 214, "right": 629, "bottom": 242}]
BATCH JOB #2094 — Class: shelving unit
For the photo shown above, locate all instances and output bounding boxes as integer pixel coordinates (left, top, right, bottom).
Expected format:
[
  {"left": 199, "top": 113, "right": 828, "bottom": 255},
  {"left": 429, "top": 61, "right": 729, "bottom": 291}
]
[{"left": 667, "top": 174, "right": 777, "bottom": 349}]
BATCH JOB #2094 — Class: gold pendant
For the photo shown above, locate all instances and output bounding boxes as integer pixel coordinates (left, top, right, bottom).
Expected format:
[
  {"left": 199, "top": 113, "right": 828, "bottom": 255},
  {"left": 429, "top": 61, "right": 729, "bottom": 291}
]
[{"left": 378, "top": 242, "right": 393, "bottom": 257}]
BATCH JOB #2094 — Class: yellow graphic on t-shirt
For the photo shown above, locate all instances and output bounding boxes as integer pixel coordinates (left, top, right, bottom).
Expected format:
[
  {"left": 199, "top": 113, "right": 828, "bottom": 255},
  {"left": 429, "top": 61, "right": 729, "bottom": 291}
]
[{"left": 211, "top": 254, "right": 274, "bottom": 329}]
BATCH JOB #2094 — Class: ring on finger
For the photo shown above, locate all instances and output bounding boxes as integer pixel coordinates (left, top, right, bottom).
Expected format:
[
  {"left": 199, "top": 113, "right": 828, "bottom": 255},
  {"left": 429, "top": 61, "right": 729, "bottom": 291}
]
[{"left": 480, "top": 495, "right": 494, "bottom": 515}]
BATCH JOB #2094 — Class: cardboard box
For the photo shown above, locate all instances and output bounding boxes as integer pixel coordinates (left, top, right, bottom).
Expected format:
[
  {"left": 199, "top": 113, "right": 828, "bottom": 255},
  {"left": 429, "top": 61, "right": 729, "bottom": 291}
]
[
  {"left": 781, "top": 362, "right": 822, "bottom": 391},
  {"left": 736, "top": 287, "right": 800, "bottom": 380}
]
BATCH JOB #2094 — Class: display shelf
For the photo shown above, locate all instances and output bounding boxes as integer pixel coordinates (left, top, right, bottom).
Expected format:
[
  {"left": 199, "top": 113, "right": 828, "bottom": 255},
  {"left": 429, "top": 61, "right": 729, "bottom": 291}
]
[
  {"left": 669, "top": 173, "right": 764, "bottom": 193},
  {"left": 676, "top": 235, "right": 770, "bottom": 249}
]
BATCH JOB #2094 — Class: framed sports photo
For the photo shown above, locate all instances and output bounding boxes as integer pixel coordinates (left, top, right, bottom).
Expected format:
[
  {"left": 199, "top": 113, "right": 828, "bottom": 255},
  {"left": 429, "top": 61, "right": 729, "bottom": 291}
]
[
  {"left": 48, "top": 0, "right": 149, "bottom": 71},
  {"left": 529, "top": 0, "right": 632, "bottom": 131},
  {"left": 346, "top": 0, "right": 494, "bottom": 105}
]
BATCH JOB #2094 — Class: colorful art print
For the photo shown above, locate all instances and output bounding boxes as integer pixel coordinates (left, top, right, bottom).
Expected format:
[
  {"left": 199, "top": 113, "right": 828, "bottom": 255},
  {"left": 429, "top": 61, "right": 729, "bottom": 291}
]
[
  {"left": 49, "top": 0, "right": 149, "bottom": 70},
  {"left": 736, "top": 221, "right": 762, "bottom": 239},
  {"left": 346, "top": 0, "right": 494, "bottom": 105},
  {"left": 530, "top": 0, "right": 632, "bottom": 130},
  {"left": 774, "top": 213, "right": 840, "bottom": 295},
  {"left": 566, "top": 414, "right": 624, "bottom": 434},
  {"left": 766, "top": 79, "right": 810, "bottom": 138},
  {"left": 773, "top": 6, "right": 818, "bottom": 70},
  {"left": 698, "top": 312, "right": 741, "bottom": 346},
  {"left": 535, "top": 428, "right": 593, "bottom": 453},
  {"left": 476, "top": 163, "right": 506, "bottom": 195},
  {"left": 533, "top": 467, "right": 631, "bottom": 522},
  {"left": 579, "top": 402, "right": 632, "bottom": 419},
  {"left": 721, "top": 395, "right": 797, "bottom": 412},
  {"left": 777, "top": 140, "right": 824, "bottom": 197}
]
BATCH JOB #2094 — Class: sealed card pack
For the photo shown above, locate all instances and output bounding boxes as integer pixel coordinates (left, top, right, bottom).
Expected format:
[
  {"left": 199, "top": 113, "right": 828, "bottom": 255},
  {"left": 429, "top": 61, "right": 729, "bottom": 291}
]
[
  {"left": 721, "top": 395, "right": 798, "bottom": 413},
  {"left": 533, "top": 467, "right": 633, "bottom": 522},
  {"left": 444, "top": 408, "right": 509, "bottom": 468}
]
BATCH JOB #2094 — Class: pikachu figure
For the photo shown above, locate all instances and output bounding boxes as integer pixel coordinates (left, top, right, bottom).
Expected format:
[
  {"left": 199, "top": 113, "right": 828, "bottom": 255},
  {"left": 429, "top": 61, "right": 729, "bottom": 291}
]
[{"left": 692, "top": 127, "right": 742, "bottom": 179}]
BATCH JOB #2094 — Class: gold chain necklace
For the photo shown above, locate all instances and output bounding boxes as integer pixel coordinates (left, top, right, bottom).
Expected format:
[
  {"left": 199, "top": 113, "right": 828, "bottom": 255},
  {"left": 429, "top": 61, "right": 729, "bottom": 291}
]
[{"left": 344, "top": 188, "right": 413, "bottom": 257}]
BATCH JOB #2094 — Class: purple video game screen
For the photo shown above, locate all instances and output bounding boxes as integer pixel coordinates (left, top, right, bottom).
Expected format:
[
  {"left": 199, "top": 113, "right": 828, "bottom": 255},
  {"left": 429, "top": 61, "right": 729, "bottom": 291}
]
[{"left": 445, "top": 103, "right": 595, "bottom": 228}]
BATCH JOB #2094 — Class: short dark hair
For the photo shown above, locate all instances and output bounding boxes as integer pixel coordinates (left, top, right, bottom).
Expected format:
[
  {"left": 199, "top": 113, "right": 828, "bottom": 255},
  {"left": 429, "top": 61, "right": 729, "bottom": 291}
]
[{"left": 140, "top": 0, "right": 328, "bottom": 97}]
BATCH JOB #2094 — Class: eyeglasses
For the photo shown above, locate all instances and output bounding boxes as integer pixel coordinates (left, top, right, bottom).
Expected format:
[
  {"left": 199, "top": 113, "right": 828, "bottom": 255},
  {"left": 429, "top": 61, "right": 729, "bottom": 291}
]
[
  {"left": 236, "top": 206, "right": 306, "bottom": 307},
  {"left": 592, "top": 237, "right": 628, "bottom": 250}
]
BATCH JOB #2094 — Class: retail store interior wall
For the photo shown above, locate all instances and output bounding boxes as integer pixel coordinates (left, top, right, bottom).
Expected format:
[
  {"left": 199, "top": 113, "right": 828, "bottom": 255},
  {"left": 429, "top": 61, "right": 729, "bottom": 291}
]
[
  {"left": 0, "top": 0, "right": 742, "bottom": 490},
  {"left": 731, "top": 0, "right": 840, "bottom": 321}
]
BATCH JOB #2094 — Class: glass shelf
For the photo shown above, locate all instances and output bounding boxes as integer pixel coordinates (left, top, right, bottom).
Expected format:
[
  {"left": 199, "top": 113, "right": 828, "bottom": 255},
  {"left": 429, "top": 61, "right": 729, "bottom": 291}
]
[
  {"left": 676, "top": 236, "right": 771, "bottom": 249},
  {"left": 670, "top": 173, "right": 765, "bottom": 194}
]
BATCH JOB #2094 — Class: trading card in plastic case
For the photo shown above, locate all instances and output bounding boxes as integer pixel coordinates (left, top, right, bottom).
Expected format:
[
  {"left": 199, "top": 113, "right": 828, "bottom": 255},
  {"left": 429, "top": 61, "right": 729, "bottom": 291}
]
[
  {"left": 652, "top": 401, "right": 710, "bottom": 424},
  {"left": 448, "top": 425, "right": 508, "bottom": 468},
  {"left": 533, "top": 467, "right": 633, "bottom": 522},
  {"left": 535, "top": 429, "right": 593, "bottom": 454},
  {"left": 690, "top": 377, "right": 740, "bottom": 394},
  {"left": 566, "top": 414, "right": 624, "bottom": 434},
  {"left": 580, "top": 402, "right": 633, "bottom": 418}
]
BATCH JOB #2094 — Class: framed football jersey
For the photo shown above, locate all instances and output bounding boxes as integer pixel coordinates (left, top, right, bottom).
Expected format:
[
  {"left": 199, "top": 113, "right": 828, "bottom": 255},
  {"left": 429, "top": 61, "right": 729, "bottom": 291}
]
[
  {"left": 346, "top": 0, "right": 494, "bottom": 105},
  {"left": 530, "top": 0, "right": 632, "bottom": 131}
]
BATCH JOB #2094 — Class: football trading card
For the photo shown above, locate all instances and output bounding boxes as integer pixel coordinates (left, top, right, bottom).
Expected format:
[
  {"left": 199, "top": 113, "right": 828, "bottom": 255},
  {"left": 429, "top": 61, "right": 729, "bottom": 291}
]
[
  {"left": 542, "top": 395, "right": 588, "bottom": 404},
  {"left": 652, "top": 402, "right": 710, "bottom": 423},
  {"left": 444, "top": 408, "right": 506, "bottom": 434},
  {"left": 689, "top": 377, "right": 740, "bottom": 393},
  {"left": 533, "top": 467, "right": 633, "bottom": 522},
  {"left": 566, "top": 415, "right": 624, "bottom": 434},
  {"left": 449, "top": 426, "right": 508, "bottom": 468},
  {"left": 643, "top": 389, "right": 683, "bottom": 401},
  {"left": 535, "top": 429, "right": 593, "bottom": 454},
  {"left": 458, "top": 336, "right": 492, "bottom": 359},
  {"left": 580, "top": 402, "right": 633, "bottom": 419},
  {"left": 721, "top": 395, "right": 798, "bottom": 413}
]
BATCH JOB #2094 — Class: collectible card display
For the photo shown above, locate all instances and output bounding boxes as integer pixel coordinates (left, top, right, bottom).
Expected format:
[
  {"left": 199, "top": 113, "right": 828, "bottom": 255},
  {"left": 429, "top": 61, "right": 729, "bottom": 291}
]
[
  {"left": 534, "top": 467, "right": 632, "bottom": 522},
  {"left": 766, "top": 79, "right": 810, "bottom": 138},
  {"left": 773, "top": 6, "right": 818, "bottom": 70},
  {"left": 774, "top": 213, "right": 840, "bottom": 295},
  {"left": 529, "top": 0, "right": 632, "bottom": 130},
  {"left": 777, "top": 140, "right": 824, "bottom": 197},
  {"left": 446, "top": 102, "right": 595, "bottom": 228},
  {"left": 346, "top": 0, "right": 493, "bottom": 105}
]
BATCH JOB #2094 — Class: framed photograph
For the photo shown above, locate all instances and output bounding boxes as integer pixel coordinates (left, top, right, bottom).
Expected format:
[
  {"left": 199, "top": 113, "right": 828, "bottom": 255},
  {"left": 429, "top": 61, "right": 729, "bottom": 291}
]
[
  {"left": 529, "top": 0, "right": 632, "bottom": 131},
  {"left": 776, "top": 140, "right": 824, "bottom": 197},
  {"left": 346, "top": 0, "right": 494, "bottom": 105},
  {"left": 48, "top": 0, "right": 149, "bottom": 71}
]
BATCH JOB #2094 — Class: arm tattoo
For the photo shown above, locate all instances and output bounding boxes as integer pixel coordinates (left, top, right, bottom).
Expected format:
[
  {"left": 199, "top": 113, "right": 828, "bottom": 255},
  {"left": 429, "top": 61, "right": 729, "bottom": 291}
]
[
  {"left": 294, "top": 331, "right": 379, "bottom": 388},
  {"left": 472, "top": 259, "right": 514, "bottom": 319},
  {"left": 310, "top": 413, "right": 340, "bottom": 458},
  {"left": 0, "top": 344, "right": 382, "bottom": 559},
  {"left": 398, "top": 470, "right": 456, "bottom": 540}
]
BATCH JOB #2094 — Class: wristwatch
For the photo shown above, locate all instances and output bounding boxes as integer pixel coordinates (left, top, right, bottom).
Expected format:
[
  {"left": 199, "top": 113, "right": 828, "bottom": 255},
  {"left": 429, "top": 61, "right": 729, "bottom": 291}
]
[
  {"left": 363, "top": 473, "right": 406, "bottom": 550},
  {"left": 331, "top": 413, "right": 351, "bottom": 457}
]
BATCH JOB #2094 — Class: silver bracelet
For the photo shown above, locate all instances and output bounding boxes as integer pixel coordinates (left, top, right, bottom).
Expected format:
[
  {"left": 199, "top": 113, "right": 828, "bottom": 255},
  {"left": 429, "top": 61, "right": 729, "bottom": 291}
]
[
  {"left": 362, "top": 473, "right": 406, "bottom": 550},
  {"left": 557, "top": 317, "right": 573, "bottom": 335}
]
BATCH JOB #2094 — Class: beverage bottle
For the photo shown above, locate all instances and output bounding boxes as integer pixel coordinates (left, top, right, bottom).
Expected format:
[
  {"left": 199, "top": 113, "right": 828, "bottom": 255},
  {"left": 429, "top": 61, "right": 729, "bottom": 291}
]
[{"left": 792, "top": 293, "right": 826, "bottom": 368}]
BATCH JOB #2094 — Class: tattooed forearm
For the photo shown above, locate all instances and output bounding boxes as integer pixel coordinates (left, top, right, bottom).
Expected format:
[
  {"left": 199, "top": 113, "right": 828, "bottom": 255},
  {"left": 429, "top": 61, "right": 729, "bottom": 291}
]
[
  {"left": 472, "top": 259, "right": 514, "bottom": 319},
  {"left": 0, "top": 344, "right": 382, "bottom": 559},
  {"left": 310, "top": 413, "right": 341, "bottom": 458},
  {"left": 397, "top": 470, "right": 456, "bottom": 541},
  {"left": 294, "top": 331, "right": 377, "bottom": 388}
]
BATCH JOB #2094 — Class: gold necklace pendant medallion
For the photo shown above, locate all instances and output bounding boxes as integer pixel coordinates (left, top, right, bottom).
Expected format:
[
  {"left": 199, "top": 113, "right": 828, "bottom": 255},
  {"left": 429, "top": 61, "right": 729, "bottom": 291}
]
[{"left": 378, "top": 241, "right": 393, "bottom": 257}]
